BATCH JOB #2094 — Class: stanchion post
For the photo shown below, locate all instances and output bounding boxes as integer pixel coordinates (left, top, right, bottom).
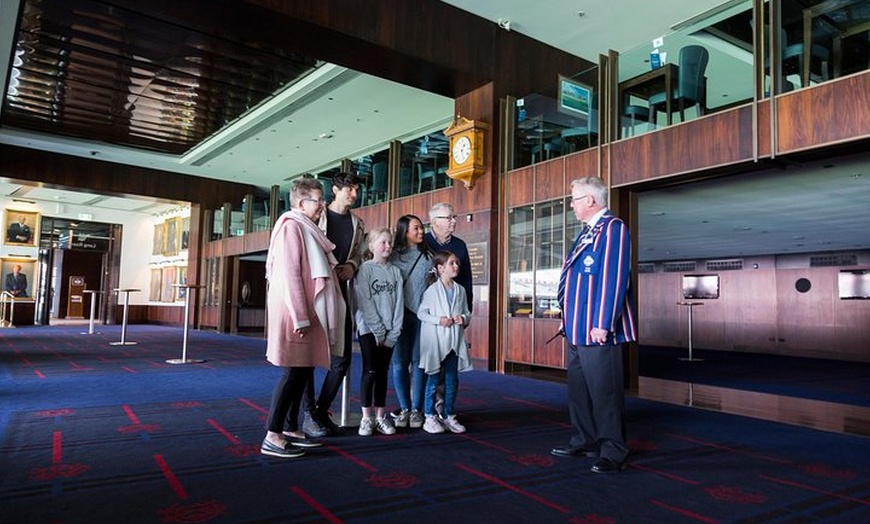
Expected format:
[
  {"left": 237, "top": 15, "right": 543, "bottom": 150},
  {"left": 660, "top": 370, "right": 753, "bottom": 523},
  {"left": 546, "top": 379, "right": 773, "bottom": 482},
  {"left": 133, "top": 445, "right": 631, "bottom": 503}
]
[
  {"left": 677, "top": 301, "right": 704, "bottom": 362},
  {"left": 166, "top": 285, "right": 205, "bottom": 364},
  {"left": 81, "top": 290, "right": 103, "bottom": 335}
]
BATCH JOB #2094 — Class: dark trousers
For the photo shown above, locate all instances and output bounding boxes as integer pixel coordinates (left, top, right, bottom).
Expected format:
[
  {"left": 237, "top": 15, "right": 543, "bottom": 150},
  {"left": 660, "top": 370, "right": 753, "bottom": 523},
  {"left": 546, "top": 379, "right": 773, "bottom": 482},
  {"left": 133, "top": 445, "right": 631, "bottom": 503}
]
[
  {"left": 567, "top": 343, "right": 628, "bottom": 462},
  {"left": 266, "top": 366, "right": 313, "bottom": 433},
  {"left": 358, "top": 333, "right": 394, "bottom": 408},
  {"left": 303, "top": 291, "right": 353, "bottom": 416}
]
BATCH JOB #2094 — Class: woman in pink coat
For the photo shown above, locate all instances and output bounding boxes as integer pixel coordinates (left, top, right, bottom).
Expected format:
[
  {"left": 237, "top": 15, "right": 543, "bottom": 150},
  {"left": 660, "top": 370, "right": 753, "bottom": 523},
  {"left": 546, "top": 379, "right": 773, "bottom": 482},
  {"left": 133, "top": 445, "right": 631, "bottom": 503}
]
[{"left": 261, "top": 178, "right": 346, "bottom": 458}]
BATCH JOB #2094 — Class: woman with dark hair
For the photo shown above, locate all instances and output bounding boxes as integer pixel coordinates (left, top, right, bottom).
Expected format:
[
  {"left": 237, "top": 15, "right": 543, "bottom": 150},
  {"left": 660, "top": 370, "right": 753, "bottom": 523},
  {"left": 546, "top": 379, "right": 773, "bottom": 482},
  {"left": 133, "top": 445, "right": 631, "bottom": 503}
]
[{"left": 387, "top": 214, "right": 432, "bottom": 429}]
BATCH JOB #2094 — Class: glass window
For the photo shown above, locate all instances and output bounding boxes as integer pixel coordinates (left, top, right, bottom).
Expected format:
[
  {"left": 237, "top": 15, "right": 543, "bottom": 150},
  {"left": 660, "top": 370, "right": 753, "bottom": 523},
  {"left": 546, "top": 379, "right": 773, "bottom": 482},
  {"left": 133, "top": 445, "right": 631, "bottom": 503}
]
[
  {"left": 535, "top": 200, "right": 568, "bottom": 318},
  {"left": 515, "top": 66, "right": 599, "bottom": 168},
  {"left": 399, "top": 132, "right": 451, "bottom": 197},
  {"left": 352, "top": 148, "right": 389, "bottom": 207},
  {"left": 508, "top": 205, "right": 534, "bottom": 317}
]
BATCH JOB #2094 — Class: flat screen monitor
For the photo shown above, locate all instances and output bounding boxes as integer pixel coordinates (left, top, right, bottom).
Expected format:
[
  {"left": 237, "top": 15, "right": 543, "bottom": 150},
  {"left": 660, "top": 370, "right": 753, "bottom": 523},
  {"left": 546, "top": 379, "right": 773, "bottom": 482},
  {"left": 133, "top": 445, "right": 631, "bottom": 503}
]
[
  {"left": 682, "top": 274, "right": 719, "bottom": 299},
  {"left": 557, "top": 75, "right": 591, "bottom": 117},
  {"left": 838, "top": 269, "right": 870, "bottom": 299}
]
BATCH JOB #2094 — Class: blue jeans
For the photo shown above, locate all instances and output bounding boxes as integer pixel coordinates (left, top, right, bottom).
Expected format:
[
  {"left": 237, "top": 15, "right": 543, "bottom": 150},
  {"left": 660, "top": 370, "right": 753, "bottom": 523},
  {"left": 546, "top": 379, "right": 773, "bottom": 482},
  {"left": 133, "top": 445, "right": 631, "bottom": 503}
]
[
  {"left": 390, "top": 310, "right": 425, "bottom": 412},
  {"left": 424, "top": 351, "right": 458, "bottom": 417}
]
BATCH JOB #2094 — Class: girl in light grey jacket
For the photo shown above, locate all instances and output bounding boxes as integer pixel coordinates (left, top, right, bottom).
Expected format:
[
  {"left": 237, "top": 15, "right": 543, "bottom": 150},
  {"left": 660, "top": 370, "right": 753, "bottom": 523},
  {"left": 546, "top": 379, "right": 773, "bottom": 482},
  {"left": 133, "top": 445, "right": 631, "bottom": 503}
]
[{"left": 417, "top": 251, "right": 471, "bottom": 434}]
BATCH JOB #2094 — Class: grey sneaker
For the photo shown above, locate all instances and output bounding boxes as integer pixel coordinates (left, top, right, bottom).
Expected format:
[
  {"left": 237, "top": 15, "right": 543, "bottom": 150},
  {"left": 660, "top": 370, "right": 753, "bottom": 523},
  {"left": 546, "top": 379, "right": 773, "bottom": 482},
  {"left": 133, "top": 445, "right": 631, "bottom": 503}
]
[
  {"left": 409, "top": 410, "right": 424, "bottom": 429},
  {"left": 392, "top": 409, "right": 410, "bottom": 428},
  {"left": 375, "top": 417, "right": 396, "bottom": 435},
  {"left": 423, "top": 414, "right": 444, "bottom": 434},
  {"left": 358, "top": 416, "right": 373, "bottom": 436},
  {"left": 302, "top": 412, "right": 328, "bottom": 438},
  {"left": 441, "top": 415, "right": 466, "bottom": 434}
]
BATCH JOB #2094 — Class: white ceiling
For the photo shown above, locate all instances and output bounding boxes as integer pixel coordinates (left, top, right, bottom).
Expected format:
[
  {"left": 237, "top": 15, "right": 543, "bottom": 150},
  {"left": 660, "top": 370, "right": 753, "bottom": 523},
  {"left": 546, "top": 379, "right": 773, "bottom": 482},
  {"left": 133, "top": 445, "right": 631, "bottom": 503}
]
[{"left": 1, "top": 0, "right": 868, "bottom": 261}]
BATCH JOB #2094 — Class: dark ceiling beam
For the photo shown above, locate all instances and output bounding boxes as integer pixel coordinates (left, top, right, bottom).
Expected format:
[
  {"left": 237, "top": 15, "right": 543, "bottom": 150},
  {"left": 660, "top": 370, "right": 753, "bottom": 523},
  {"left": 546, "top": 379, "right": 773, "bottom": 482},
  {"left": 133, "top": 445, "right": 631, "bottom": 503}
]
[
  {"left": 101, "top": 0, "right": 592, "bottom": 99},
  {"left": 0, "top": 143, "right": 257, "bottom": 209}
]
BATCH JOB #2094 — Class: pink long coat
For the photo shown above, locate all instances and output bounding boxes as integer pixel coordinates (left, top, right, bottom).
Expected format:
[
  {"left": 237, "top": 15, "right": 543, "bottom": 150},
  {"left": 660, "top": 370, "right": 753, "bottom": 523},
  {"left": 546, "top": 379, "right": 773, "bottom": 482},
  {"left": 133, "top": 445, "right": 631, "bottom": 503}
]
[{"left": 265, "top": 212, "right": 345, "bottom": 368}]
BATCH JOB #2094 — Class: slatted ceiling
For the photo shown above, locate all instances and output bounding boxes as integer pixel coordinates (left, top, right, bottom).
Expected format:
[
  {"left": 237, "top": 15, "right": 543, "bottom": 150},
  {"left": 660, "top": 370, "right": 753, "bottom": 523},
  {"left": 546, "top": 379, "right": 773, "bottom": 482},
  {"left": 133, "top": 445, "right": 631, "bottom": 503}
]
[{"left": 4, "top": 0, "right": 319, "bottom": 155}]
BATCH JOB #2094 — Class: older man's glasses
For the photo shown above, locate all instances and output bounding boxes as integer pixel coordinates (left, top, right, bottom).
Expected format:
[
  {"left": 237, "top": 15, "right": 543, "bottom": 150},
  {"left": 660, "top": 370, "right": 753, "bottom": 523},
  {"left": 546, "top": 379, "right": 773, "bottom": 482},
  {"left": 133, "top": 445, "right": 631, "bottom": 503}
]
[
  {"left": 436, "top": 215, "right": 458, "bottom": 221},
  {"left": 302, "top": 197, "right": 326, "bottom": 206}
]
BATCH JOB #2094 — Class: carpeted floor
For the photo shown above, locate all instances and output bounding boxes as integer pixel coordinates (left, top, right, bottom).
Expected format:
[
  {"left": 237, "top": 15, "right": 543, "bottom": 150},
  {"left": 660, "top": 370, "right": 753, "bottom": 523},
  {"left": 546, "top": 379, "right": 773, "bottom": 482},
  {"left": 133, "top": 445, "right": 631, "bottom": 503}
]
[{"left": 1, "top": 325, "right": 869, "bottom": 523}]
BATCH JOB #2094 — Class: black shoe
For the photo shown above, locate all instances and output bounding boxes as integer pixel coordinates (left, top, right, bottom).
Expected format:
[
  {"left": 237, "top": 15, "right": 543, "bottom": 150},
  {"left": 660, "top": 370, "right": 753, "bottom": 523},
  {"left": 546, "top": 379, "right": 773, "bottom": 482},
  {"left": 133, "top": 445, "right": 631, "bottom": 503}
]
[
  {"left": 315, "top": 412, "right": 345, "bottom": 436},
  {"left": 551, "top": 445, "right": 598, "bottom": 458},
  {"left": 591, "top": 458, "right": 626, "bottom": 473}
]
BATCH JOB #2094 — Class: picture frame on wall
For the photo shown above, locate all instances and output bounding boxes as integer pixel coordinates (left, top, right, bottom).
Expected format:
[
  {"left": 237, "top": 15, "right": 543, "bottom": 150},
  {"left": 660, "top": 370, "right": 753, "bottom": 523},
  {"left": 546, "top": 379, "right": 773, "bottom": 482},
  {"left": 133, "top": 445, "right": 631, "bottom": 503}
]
[
  {"left": 3, "top": 209, "right": 39, "bottom": 247},
  {"left": 2, "top": 258, "right": 37, "bottom": 299},
  {"left": 557, "top": 75, "right": 592, "bottom": 117},
  {"left": 149, "top": 268, "right": 162, "bottom": 301},
  {"left": 152, "top": 223, "right": 165, "bottom": 256},
  {"left": 165, "top": 217, "right": 179, "bottom": 257}
]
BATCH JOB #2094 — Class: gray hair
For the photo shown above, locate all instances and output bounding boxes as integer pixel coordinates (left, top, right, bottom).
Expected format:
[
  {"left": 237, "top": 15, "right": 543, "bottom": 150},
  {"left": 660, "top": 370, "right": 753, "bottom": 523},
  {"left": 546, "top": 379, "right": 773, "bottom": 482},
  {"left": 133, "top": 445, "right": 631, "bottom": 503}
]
[
  {"left": 570, "top": 176, "right": 608, "bottom": 206},
  {"left": 290, "top": 178, "right": 324, "bottom": 207},
  {"left": 428, "top": 202, "right": 454, "bottom": 221}
]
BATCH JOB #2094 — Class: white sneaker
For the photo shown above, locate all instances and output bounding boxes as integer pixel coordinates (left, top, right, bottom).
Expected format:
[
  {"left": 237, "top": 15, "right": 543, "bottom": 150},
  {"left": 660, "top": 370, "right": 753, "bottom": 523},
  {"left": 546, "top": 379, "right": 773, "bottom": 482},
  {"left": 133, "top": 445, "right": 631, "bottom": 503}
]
[
  {"left": 375, "top": 417, "right": 396, "bottom": 435},
  {"left": 409, "top": 410, "right": 424, "bottom": 428},
  {"left": 441, "top": 415, "right": 466, "bottom": 434},
  {"left": 358, "top": 416, "right": 373, "bottom": 436},
  {"left": 423, "top": 414, "right": 445, "bottom": 434},
  {"left": 391, "top": 409, "right": 410, "bottom": 428}
]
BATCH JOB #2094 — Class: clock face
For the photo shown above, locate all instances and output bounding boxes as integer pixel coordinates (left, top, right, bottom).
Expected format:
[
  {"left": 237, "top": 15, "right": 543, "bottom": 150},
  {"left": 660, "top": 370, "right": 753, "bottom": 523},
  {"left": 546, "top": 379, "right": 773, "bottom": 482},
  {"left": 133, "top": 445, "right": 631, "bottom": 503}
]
[{"left": 452, "top": 136, "right": 472, "bottom": 165}]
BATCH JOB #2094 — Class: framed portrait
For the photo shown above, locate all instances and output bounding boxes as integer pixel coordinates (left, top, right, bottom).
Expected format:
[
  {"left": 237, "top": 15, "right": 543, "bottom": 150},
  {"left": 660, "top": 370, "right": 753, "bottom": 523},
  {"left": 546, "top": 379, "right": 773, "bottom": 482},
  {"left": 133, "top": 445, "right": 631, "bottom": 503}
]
[
  {"left": 4, "top": 209, "right": 39, "bottom": 247},
  {"left": 149, "top": 268, "right": 163, "bottom": 301},
  {"left": 2, "top": 258, "right": 37, "bottom": 299},
  {"left": 161, "top": 266, "right": 177, "bottom": 302},
  {"left": 180, "top": 217, "right": 190, "bottom": 250},
  {"left": 176, "top": 266, "right": 188, "bottom": 301},
  {"left": 164, "top": 217, "right": 179, "bottom": 256},
  {"left": 152, "top": 223, "right": 165, "bottom": 256}
]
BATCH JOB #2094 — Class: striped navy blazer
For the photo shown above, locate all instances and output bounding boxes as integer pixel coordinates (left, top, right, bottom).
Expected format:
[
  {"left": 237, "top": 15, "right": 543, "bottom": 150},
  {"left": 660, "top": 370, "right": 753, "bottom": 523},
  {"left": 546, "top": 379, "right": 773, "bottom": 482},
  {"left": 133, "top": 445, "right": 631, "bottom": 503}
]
[{"left": 558, "top": 211, "right": 638, "bottom": 347}]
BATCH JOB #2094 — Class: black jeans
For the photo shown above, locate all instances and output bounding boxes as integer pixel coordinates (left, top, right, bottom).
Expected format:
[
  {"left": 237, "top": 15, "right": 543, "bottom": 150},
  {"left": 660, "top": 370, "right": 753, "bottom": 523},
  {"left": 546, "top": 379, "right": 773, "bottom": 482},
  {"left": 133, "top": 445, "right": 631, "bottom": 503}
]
[
  {"left": 303, "top": 290, "right": 353, "bottom": 416},
  {"left": 266, "top": 366, "right": 313, "bottom": 433}
]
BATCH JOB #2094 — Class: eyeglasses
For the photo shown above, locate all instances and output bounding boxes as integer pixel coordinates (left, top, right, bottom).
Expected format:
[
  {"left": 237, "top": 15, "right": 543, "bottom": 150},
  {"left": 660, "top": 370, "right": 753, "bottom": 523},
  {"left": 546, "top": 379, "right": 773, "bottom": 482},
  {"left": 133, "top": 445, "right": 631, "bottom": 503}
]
[
  {"left": 436, "top": 215, "right": 458, "bottom": 221},
  {"left": 570, "top": 194, "right": 592, "bottom": 204},
  {"left": 302, "top": 197, "right": 326, "bottom": 206}
]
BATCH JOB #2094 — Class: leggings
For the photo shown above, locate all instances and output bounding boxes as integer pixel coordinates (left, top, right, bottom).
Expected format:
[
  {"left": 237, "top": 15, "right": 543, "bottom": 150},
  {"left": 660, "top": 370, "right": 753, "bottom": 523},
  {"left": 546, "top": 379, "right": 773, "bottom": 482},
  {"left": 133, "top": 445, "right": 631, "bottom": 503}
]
[{"left": 358, "top": 332, "right": 394, "bottom": 408}]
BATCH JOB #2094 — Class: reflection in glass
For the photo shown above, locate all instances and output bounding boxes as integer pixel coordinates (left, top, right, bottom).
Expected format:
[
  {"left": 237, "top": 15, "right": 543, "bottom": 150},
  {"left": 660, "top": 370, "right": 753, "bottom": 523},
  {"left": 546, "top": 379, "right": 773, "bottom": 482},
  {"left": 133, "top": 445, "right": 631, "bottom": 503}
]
[{"left": 508, "top": 205, "right": 534, "bottom": 317}]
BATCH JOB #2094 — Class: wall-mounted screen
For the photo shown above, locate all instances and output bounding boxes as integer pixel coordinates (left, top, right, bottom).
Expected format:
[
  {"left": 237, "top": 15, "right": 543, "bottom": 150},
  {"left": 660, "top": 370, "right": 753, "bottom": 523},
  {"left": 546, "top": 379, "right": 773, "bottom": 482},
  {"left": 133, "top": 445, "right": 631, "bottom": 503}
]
[
  {"left": 838, "top": 269, "right": 870, "bottom": 299},
  {"left": 682, "top": 274, "right": 719, "bottom": 299},
  {"left": 557, "top": 75, "right": 591, "bottom": 117}
]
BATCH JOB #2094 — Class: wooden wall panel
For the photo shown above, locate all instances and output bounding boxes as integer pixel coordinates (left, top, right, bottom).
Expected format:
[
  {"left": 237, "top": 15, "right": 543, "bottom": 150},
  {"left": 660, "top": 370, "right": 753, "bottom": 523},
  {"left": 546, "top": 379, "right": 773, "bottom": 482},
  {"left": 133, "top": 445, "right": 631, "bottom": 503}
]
[
  {"left": 609, "top": 105, "right": 755, "bottom": 186},
  {"left": 639, "top": 266, "right": 870, "bottom": 362},
  {"left": 565, "top": 148, "right": 601, "bottom": 182},
  {"left": 504, "top": 317, "right": 533, "bottom": 363},
  {"left": 535, "top": 158, "right": 565, "bottom": 202},
  {"left": 776, "top": 72, "right": 870, "bottom": 152},
  {"left": 534, "top": 319, "right": 565, "bottom": 368},
  {"left": 506, "top": 167, "right": 535, "bottom": 207},
  {"left": 244, "top": 230, "right": 271, "bottom": 253}
]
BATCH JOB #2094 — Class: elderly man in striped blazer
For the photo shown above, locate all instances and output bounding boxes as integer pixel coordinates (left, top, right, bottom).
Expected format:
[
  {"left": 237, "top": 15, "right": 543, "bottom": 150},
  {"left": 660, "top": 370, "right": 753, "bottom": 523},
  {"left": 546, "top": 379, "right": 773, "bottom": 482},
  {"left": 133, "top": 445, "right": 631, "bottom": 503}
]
[{"left": 552, "top": 176, "right": 638, "bottom": 473}]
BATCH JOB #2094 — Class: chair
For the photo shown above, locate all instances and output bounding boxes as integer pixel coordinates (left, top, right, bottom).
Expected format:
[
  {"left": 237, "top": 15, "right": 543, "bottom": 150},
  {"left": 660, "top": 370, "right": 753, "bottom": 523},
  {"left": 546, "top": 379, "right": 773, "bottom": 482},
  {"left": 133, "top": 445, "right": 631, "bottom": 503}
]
[
  {"left": 369, "top": 162, "right": 388, "bottom": 204},
  {"left": 622, "top": 105, "right": 650, "bottom": 137},
  {"left": 782, "top": 29, "right": 830, "bottom": 87},
  {"left": 531, "top": 138, "right": 563, "bottom": 163},
  {"left": 398, "top": 166, "right": 412, "bottom": 196},
  {"left": 649, "top": 45, "right": 709, "bottom": 126},
  {"left": 417, "top": 163, "right": 436, "bottom": 192}
]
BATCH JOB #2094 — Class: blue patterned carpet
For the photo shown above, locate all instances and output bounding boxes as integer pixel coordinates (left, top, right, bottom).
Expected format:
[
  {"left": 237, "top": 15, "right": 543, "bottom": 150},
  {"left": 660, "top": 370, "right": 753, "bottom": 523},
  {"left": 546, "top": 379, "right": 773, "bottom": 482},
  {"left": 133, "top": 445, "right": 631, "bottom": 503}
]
[{"left": 1, "top": 325, "right": 869, "bottom": 523}]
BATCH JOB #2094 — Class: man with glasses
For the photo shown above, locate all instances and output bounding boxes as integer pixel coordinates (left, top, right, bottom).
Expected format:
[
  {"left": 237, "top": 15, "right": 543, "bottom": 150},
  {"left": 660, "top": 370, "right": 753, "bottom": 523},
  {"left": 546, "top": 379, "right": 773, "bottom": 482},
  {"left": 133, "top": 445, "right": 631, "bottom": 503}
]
[
  {"left": 424, "top": 203, "right": 473, "bottom": 312},
  {"left": 301, "top": 172, "right": 367, "bottom": 437},
  {"left": 424, "top": 202, "right": 474, "bottom": 417},
  {"left": 551, "top": 176, "right": 637, "bottom": 473}
]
